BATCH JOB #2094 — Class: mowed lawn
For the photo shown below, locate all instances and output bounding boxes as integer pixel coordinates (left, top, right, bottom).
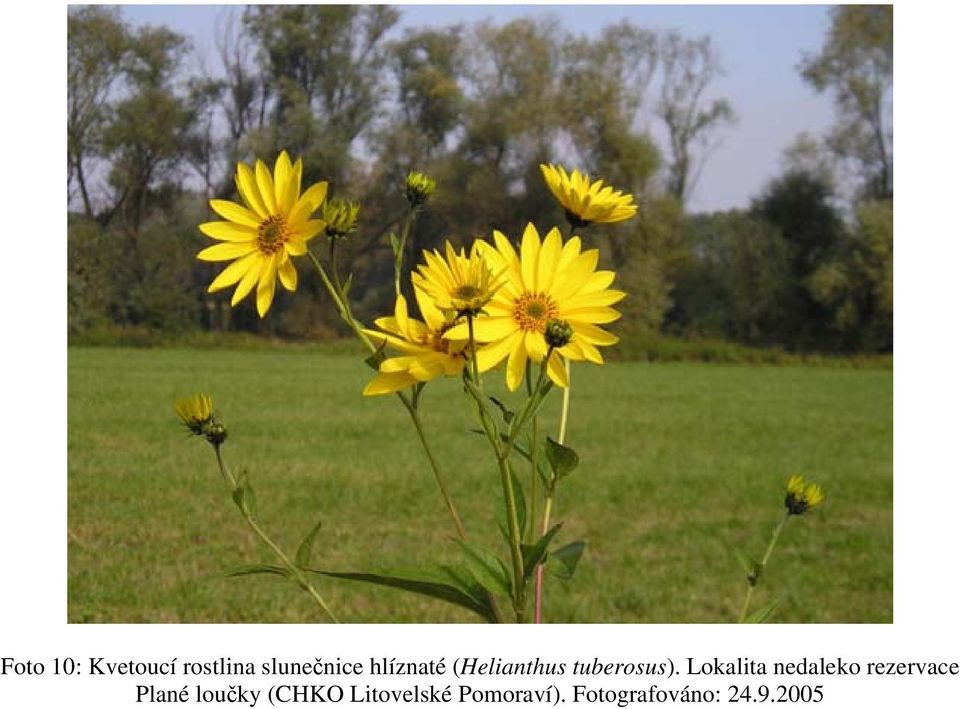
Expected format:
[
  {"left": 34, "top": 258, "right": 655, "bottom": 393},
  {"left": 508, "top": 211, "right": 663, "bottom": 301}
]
[{"left": 68, "top": 347, "right": 892, "bottom": 623}]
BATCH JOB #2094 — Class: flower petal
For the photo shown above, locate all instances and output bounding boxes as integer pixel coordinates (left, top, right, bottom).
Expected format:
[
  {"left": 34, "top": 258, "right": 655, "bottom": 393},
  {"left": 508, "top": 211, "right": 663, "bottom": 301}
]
[
  {"left": 470, "top": 317, "right": 518, "bottom": 343},
  {"left": 235, "top": 163, "right": 268, "bottom": 218},
  {"left": 208, "top": 252, "right": 260, "bottom": 292},
  {"left": 273, "top": 151, "right": 294, "bottom": 214},
  {"left": 197, "top": 241, "right": 259, "bottom": 262},
  {"left": 278, "top": 254, "right": 298, "bottom": 291},
  {"left": 520, "top": 222, "right": 541, "bottom": 291},
  {"left": 289, "top": 181, "right": 328, "bottom": 225},
  {"left": 546, "top": 352, "right": 569, "bottom": 387},
  {"left": 363, "top": 371, "right": 416, "bottom": 396},
  {"left": 231, "top": 257, "right": 263, "bottom": 305},
  {"left": 209, "top": 199, "right": 262, "bottom": 228},
  {"left": 199, "top": 221, "right": 258, "bottom": 242},
  {"left": 537, "top": 227, "right": 563, "bottom": 293},
  {"left": 506, "top": 335, "right": 528, "bottom": 391},
  {"left": 476, "top": 331, "right": 520, "bottom": 372},
  {"left": 256, "top": 253, "right": 278, "bottom": 317},
  {"left": 255, "top": 159, "right": 277, "bottom": 214}
]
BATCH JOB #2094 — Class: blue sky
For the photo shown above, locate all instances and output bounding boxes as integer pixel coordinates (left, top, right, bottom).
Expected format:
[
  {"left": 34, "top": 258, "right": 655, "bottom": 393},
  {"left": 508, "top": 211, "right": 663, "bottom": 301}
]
[{"left": 121, "top": 4, "right": 836, "bottom": 213}]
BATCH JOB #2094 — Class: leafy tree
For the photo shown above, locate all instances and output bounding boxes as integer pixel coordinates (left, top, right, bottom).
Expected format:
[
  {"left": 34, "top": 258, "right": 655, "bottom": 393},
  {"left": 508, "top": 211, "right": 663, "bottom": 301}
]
[
  {"left": 669, "top": 210, "right": 790, "bottom": 342},
  {"left": 808, "top": 200, "right": 892, "bottom": 350},
  {"left": 241, "top": 5, "right": 399, "bottom": 186},
  {"left": 655, "top": 31, "right": 735, "bottom": 205},
  {"left": 751, "top": 170, "right": 846, "bottom": 349},
  {"left": 67, "top": 6, "right": 128, "bottom": 220},
  {"left": 800, "top": 6, "right": 893, "bottom": 200}
]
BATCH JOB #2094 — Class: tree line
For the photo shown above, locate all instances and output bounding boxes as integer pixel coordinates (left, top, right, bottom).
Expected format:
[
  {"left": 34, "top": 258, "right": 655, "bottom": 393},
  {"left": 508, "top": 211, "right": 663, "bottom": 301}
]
[{"left": 68, "top": 5, "right": 892, "bottom": 352}]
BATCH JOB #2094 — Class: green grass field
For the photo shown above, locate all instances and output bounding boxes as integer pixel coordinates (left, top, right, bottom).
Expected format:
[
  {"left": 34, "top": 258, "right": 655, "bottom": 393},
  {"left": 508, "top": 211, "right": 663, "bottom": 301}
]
[{"left": 68, "top": 346, "right": 892, "bottom": 623}]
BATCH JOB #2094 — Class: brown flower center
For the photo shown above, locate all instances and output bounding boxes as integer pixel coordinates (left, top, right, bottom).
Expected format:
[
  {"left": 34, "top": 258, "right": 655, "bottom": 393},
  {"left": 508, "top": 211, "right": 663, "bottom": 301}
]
[
  {"left": 514, "top": 292, "right": 559, "bottom": 332},
  {"left": 257, "top": 215, "right": 290, "bottom": 254},
  {"left": 455, "top": 284, "right": 481, "bottom": 300}
]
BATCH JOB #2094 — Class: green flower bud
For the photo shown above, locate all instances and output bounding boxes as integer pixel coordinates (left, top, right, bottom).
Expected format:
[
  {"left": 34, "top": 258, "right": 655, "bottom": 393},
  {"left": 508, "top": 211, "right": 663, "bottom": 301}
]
[
  {"left": 544, "top": 318, "right": 573, "bottom": 349},
  {"left": 405, "top": 171, "right": 436, "bottom": 208},
  {"left": 204, "top": 422, "right": 228, "bottom": 446},
  {"left": 322, "top": 199, "right": 360, "bottom": 239}
]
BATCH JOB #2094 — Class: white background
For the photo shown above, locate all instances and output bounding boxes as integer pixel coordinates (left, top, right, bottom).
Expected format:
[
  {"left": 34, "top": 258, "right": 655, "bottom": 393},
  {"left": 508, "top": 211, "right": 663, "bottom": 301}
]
[{"left": 2, "top": 0, "right": 957, "bottom": 706}]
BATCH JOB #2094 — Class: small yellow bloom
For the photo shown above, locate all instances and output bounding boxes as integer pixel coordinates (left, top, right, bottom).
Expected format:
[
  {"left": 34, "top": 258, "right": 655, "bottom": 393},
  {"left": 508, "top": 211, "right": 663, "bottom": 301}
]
[
  {"left": 412, "top": 241, "right": 503, "bottom": 315},
  {"left": 447, "top": 224, "right": 625, "bottom": 392},
  {"left": 540, "top": 163, "right": 638, "bottom": 227},
  {"left": 362, "top": 290, "right": 469, "bottom": 396},
  {"left": 785, "top": 475, "right": 826, "bottom": 515},
  {"left": 198, "top": 151, "right": 328, "bottom": 317},
  {"left": 405, "top": 171, "right": 436, "bottom": 208},
  {"left": 174, "top": 393, "right": 213, "bottom": 435}
]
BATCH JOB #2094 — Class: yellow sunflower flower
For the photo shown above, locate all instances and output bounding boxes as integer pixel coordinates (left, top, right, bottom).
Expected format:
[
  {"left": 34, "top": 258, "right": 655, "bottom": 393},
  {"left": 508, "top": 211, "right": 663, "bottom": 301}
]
[
  {"left": 197, "top": 151, "right": 328, "bottom": 317},
  {"left": 540, "top": 163, "right": 638, "bottom": 227},
  {"left": 411, "top": 240, "right": 503, "bottom": 315},
  {"left": 785, "top": 475, "right": 826, "bottom": 515},
  {"left": 446, "top": 223, "right": 625, "bottom": 391},
  {"left": 362, "top": 289, "right": 469, "bottom": 396}
]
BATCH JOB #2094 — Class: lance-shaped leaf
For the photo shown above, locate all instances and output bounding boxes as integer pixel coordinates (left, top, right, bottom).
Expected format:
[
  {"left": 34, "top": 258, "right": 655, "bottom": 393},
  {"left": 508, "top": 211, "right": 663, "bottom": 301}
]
[
  {"left": 312, "top": 566, "right": 497, "bottom": 623},
  {"left": 745, "top": 598, "right": 781, "bottom": 624},
  {"left": 545, "top": 437, "right": 578, "bottom": 480},
  {"left": 223, "top": 564, "right": 289, "bottom": 579},
  {"left": 455, "top": 540, "right": 512, "bottom": 597},
  {"left": 521, "top": 523, "right": 563, "bottom": 579},
  {"left": 549, "top": 540, "right": 587, "bottom": 580},
  {"left": 231, "top": 472, "right": 256, "bottom": 517},
  {"left": 295, "top": 517, "right": 324, "bottom": 569}
]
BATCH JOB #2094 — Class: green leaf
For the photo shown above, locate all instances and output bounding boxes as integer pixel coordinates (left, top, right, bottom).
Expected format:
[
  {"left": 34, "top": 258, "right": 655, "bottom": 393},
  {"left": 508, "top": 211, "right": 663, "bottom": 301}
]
[
  {"left": 312, "top": 567, "right": 496, "bottom": 622},
  {"left": 342, "top": 272, "right": 354, "bottom": 298},
  {"left": 745, "top": 598, "right": 781, "bottom": 624},
  {"left": 223, "top": 564, "right": 289, "bottom": 579},
  {"left": 295, "top": 517, "right": 324, "bottom": 569},
  {"left": 508, "top": 461, "right": 526, "bottom": 543},
  {"left": 545, "top": 437, "right": 579, "bottom": 479},
  {"left": 732, "top": 547, "right": 762, "bottom": 584},
  {"left": 455, "top": 540, "right": 512, "bottom": 597},
  {"left": 549, "top": 540, "right": 586, "bottom": 580},
  {"left": 488, "top": 396, "right": 515, "bottom": 424},
  {"left": 364, "top": 342, "right": 387, "bottom": 371},
  {"left": 521, "top": 523, "right": 562, "bottom": 579},
  {"left": 231, "top": 472, "right": 256, "bottom": 517},
  {"left": 388, "top": 232, "right": 400, "bottom": 255}
]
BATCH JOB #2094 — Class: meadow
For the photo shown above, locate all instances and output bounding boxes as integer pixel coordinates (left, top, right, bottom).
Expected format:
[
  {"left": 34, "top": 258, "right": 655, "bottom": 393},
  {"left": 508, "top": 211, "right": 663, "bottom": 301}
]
[{"left": 68, "top": 346, "right": 892, "bottom": 623}]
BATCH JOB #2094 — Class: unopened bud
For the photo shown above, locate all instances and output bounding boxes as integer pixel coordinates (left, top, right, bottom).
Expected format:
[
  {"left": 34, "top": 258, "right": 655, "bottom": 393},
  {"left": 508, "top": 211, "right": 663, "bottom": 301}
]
[
  {"left": 322, "top": 199, "right": 360, "bottom": 239},
  {"left": 544, "top": 319, "right": 573, "bottom": 349},
  {"left": 405, "top": 171, "right": 436, "bottom": 208}
]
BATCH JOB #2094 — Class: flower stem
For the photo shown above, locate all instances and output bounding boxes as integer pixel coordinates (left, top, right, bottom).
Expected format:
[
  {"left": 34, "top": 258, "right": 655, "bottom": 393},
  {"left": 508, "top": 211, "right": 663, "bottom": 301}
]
[
  {"left": 213, "top": 445, "right": 339, "bottom": 623},
  {"left": 534, "top": 356, "right": 572, "bottom": 623},
  {"left": 465, "top": 315, "right": 527, "bottom": 621},
  {"left": 308, "top": 240, "right": 497, "bottom": 619},
  {"left": 307, "top": 246, "right": 470, "bottom": 544},
  {"left": 399, "top": 396, "right": 468, "bottom": 540},
  {"left": 306, "top": 249, "right": 375, "bottom": 352},
  {"left": 738, "top": 511, "right": 790, "bottom": 623},
  {"left": 393, "top": 210, "right": 418, "bottom": 298}
]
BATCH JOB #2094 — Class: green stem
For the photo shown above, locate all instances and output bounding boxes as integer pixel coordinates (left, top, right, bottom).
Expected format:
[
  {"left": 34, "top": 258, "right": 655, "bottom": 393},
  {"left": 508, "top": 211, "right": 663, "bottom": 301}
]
[
  {"left": 308, "top": 247, "right": 470, "bottom": 541},
  {"left": 393, "top": 210, "right": 418, "bottom": 298},
  {"left": 534, "top": 356, "right": 572, "bottom": 623},
  {"left": 306, "top": 250, "right": 375, "bottom": 352},
  {"left": 214, "top": 445, "right": 339, "bottom": 623},
  {"left": 309, "top": 242, "right": 501, "bottom": 620},
  {"left": 399, "top": 396, "right": 468, "bottom": 541},
  {"left": 738, "top": 511, "right": 790, "bottom": 623},
  {"left": 465, "top": 315, "right": 526, "bottom": 621}
]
